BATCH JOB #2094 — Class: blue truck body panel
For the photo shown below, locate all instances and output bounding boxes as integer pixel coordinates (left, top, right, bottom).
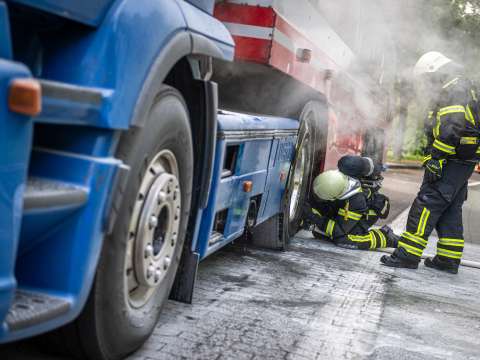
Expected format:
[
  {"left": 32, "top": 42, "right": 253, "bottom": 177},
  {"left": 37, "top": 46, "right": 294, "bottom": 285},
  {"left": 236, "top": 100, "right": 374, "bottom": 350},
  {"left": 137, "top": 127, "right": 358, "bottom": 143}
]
[
  {"left": 35, "top": 0, "right": 233, "bottom": 130},
  {"left": 6, "top": 0, "right": 115, "bottom": 26},
  {"left": 196, "top": 112, "right": 298, "bottom": 259},
  {"left": 0, "top": 59, "right": 33, "bottom": 336}
]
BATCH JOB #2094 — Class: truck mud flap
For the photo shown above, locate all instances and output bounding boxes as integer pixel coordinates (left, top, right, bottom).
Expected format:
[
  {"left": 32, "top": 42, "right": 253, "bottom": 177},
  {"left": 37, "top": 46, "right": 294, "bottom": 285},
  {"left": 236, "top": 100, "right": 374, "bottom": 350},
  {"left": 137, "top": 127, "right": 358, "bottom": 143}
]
[{"left": 169, "top": 249, "right": 200, "bottom": 304}]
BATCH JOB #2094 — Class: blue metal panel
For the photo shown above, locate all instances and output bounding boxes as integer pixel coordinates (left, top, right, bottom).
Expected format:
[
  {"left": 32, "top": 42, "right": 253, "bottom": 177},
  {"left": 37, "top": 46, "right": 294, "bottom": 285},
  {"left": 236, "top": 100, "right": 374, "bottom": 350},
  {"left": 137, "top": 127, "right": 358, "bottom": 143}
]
[
  {"left": 37, "top": 0, "right": 233, "bottom": 130},
  {"left": 6, "top": 0, "right": 115, "bottom": 26},
  {"left": 218, "top": 111, "right": 299, "bottom": 131},
  {"left": 177, "top": 1, "right": 234, "bottom": 60},
  {"left": 197, "top": 112, "right": 299, "bottom": 259},
  {"left": 0, "top": 149, "right": 121, "bottom": 342},
  {"left": 257, "top": 138, "right": 296, "bottom": 223},
  {"left": 36, "top": 84, "right": 114, "bottom": 128},
  {"left": 196, "top": 137, "right": 225, "bottom": 258},
  {"left": 0, "top": 2, "right": 12, "bottom": 59},
  {"left": 0, "top": 60, "right": 33, "bottom": 331}
]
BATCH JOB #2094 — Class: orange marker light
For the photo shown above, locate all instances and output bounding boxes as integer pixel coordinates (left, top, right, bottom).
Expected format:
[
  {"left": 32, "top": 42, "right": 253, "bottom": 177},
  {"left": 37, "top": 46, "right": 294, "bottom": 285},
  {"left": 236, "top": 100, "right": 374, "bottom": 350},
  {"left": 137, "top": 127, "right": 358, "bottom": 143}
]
[
  {"left": 243, "top": 181, "right": 253, "bottom": 193},
  {"left": 8, "top": 78, "right": 42, "bottom": 116}
]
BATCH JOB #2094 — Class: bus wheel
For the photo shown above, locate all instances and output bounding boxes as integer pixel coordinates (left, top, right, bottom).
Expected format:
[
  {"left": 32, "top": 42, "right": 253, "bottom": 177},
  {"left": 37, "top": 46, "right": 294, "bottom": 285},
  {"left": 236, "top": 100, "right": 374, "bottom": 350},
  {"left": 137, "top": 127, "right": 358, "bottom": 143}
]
[
  {"left": 58, "top": 85, "right": 193, "bottom": 360},
  {"left": 286, "top": 100, "right": 326, "bottom": 238}
]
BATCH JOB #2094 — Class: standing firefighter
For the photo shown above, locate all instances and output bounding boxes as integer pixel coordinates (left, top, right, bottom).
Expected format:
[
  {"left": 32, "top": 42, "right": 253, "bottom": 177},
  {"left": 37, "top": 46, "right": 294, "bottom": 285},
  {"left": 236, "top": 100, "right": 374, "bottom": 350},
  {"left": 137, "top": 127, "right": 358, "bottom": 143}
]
[
  {"left": 381, "top": 51, "right": 479, "bottom": 274},
  {"left": 303, "top": 155, "right": 398, "bottom": 250}
]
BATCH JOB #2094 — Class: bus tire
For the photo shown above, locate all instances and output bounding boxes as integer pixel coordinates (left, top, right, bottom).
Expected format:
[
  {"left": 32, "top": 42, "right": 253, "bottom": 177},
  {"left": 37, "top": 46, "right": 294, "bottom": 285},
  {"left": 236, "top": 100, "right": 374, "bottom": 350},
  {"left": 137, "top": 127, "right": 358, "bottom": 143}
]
[
  {"left": 249, "top": 211, "right": 289, "bottom": 251},
  {"left": 286, "top": 100, "right": 327, "bottom": 237},
  {"left": 53, "top": 85, "right": 193, "bottom": 360}
]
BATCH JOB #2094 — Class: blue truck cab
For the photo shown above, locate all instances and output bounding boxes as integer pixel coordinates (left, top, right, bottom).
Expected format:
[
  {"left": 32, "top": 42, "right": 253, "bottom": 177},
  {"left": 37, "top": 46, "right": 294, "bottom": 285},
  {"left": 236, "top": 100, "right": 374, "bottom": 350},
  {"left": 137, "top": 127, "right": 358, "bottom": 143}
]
[{"left": 0, "top": 1, "right": 302, "bottom": 358}]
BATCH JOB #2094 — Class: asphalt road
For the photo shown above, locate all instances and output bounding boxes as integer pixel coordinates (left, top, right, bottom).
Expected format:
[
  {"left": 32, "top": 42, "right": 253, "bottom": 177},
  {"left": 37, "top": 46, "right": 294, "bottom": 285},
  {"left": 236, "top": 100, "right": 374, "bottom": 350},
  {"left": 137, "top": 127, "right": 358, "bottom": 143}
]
[{"left": 2, "top": 168, "right": 480, "bottom": 360}]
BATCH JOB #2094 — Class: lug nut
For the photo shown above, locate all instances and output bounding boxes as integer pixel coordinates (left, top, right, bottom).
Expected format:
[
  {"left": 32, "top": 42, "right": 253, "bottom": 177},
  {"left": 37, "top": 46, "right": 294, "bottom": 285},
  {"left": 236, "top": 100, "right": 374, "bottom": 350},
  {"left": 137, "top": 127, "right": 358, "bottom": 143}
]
[
  {"left": 144, "top": 244, "right": 154, "bottom": 258},
  {"left": 149, "top": 215, "right": 158, "bottom": 229},
  {"left": 147, "top": 265, "right": 155, "bottom": 278},
  {"left": 157, "top": 191, "right": 167, "bottom": 204},
  {"left": 154, "top": 269, "right": 161, "bottom": 282}
]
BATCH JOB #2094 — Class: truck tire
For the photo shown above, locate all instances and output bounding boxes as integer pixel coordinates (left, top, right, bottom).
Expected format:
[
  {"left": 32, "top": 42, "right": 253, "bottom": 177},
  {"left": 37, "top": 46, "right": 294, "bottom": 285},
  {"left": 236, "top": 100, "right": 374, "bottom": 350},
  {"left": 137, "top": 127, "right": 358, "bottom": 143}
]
[
  {"left": 286, "top": 100, "right": 327, "bottom": 237},
  {"left": 249, "top": 100, "right": 327, "bottom": 250},
  {"left": 55, "top": 86, "right": 193, "bottom": 359},
  {"left": 249, "top": 209, "right": 289, "bottom": 250}
]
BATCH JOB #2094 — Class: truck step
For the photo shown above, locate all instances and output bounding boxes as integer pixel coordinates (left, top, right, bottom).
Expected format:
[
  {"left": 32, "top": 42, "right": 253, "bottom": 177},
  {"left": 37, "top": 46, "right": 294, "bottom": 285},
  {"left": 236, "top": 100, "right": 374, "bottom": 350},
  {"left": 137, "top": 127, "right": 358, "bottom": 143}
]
[
  {"left": 6, "top": 290, "right": 70, "bottom": 331},
  {"left": 209, "top": 231, "right": 223, "bottom": 246},
  {"left": 24, "top": 177, "right": 88, "bottom": 210}
]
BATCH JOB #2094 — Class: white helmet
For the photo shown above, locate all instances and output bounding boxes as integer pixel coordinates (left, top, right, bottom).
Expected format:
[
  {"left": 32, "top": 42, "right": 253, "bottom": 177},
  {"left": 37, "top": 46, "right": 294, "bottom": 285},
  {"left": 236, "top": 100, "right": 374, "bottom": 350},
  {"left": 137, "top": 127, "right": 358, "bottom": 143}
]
[
  {"left": 313, "top": 170, "right": 361, "bottom": 201},
  {"left": 413, "top": 51, "right": 452, "bottom": 77}
]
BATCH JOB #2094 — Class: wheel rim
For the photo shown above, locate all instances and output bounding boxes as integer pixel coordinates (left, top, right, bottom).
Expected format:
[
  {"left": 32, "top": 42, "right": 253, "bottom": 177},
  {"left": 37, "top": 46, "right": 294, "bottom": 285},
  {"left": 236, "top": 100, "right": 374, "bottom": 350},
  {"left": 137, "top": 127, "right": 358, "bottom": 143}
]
[
  {"left": 289, "top": 142, "right": 307, "bottom": 220},
  {"left": 125, "top": 150, "right": 181, "bottom": 309}
]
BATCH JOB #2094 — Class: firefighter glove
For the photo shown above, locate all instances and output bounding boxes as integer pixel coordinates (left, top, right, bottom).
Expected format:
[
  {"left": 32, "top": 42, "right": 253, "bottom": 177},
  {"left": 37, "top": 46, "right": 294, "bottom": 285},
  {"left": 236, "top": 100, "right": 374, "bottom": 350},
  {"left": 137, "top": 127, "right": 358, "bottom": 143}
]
[
  {"left": 371, "top": 193, "right": 390, "bottom": 219},
  {"left": 424, "top": 158, "right": 444, "bottom": 183}
]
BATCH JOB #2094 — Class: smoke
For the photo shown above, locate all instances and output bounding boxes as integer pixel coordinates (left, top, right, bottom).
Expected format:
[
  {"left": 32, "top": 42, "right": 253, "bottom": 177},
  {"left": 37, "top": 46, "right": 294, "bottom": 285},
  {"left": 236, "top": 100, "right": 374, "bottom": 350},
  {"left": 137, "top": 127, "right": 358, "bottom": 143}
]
[
  {"left": 214, "top": 1, "right": 480, "bottom": 159},
  {"left": 302, "top": 0, "right": 480, "bottom": 158}
]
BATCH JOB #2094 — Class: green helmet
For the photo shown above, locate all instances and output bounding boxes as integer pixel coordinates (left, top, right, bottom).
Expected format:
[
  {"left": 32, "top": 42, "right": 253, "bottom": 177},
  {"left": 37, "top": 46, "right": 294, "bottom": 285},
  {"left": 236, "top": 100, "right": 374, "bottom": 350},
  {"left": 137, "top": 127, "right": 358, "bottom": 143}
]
[{"left": 313, "top": 170, "right": 361, "bottom": 201}]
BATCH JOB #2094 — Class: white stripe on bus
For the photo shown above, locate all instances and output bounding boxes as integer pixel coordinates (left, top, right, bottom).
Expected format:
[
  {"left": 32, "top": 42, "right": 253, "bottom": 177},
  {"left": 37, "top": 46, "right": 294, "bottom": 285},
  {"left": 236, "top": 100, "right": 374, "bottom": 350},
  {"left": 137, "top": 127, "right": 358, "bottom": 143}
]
[{"left": 222, "top": 21, "right": 273, "bottom": 40}]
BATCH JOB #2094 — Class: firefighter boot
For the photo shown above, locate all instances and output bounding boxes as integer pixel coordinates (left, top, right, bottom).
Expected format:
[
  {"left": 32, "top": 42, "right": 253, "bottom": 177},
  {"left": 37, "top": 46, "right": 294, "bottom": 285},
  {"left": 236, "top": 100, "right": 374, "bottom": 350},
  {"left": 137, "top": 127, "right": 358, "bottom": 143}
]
[
  {"left": 380, "top": 225, "right": 400, "bottom": 248},
  {"left": 424, "top": 256, "right": 459, "bottom": 274},
  {"left": 380, "top": 248, "right": 419, "bottom": 269}
]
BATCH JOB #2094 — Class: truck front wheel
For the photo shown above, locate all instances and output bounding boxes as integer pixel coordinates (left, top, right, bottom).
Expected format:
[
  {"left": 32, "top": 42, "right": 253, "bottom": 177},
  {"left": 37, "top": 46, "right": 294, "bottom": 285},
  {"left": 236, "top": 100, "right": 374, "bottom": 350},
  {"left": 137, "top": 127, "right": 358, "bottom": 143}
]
[{"left": 63, "top": 86, "right": 193, "bottom": 359}]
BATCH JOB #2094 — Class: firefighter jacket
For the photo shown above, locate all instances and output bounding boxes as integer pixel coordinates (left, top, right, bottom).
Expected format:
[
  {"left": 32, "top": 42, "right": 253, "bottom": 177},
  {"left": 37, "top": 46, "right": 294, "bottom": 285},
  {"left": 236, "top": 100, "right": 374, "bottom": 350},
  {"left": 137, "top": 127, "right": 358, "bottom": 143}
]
[
  {"left": 305, "top": 185, "right": 390, "bottom": 249},
  {"left": 424, "top": 77, "right": 480, "bottom": 162}
]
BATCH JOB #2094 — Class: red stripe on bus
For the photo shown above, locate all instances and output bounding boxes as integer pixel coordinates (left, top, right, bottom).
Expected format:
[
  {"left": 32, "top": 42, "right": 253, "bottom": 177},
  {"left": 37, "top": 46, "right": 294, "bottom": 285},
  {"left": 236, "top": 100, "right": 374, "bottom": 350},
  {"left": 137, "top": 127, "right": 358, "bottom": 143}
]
[
  {"left": 214, "top": 3, "right": 275, "bottom": 27},
  {"left": 233, "top": 36, "right": 272, "bottom": 63}
]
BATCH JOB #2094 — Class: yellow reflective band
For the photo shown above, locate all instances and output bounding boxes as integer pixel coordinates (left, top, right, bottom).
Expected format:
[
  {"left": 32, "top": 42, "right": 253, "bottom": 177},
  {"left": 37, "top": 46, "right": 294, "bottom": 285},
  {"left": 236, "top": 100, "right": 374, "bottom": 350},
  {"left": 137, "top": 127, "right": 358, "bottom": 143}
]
[
  {"left": 312, "top": 208, "right": 322, "bottom": 216},
  {"left": 422, "top": 155, "right": 432, "bottom": 164},
  {"left": 338, "top": 208, "right": 362, "bottom": 220},
  {"left": 402, "top": 231, "right": 427, "bottom": 247},
  {"left": 415, "top": 208, "right": 431, "bottom": 237},
  {"left": 368, "top": 210, "right": 377, "bottom": 216},
  {"left": 370, "top": 233, "right": 377, "bottom": 249},
  {"left": 437, "top": 105, "right": 466, "bottom": 117},
  {"left": 434, "top": 119, "right": 440, "bottom": 138},
  {"left": 398, "top": 241, "right": 423, "bottom": 256},
  {"left": 438, "top": 238, "right": 464, "bottom": 246},
  {"left": 433, "top": 139, "right": 456, "bottom": 154},
  {"left": 442, "top": 77, "right": 459, "bottom": 89},
  {"left": 460, "top": 136, "right": 478, "bottom": 145},
  {"left": 466, "top": 105, "right": 476, "bottom": 126},
  {"left": 428, "top": 111, "right": 434, "bottom": 119},
  {"left": 326, "top": 219, "right": 335, "bottom": 237},
  {"left": 348, "top": 234, "right": 371, "bottom": 243},
  {"left": 437, "top": 248, "right": 463, "bottom": 259},
  {"left": 373, "top": 229, "right": 386, "bottom": 248}
]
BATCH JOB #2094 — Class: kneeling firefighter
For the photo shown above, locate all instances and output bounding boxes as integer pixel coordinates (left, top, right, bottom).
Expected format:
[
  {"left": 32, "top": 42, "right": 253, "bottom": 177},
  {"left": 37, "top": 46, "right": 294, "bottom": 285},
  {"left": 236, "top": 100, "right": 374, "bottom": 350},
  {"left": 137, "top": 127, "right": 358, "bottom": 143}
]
[
  {"left": 381, "top": 51, "right": 479, "bottom": 274},
  {"left": 302, "top": 155, "right": 398, "bottom": 250}
]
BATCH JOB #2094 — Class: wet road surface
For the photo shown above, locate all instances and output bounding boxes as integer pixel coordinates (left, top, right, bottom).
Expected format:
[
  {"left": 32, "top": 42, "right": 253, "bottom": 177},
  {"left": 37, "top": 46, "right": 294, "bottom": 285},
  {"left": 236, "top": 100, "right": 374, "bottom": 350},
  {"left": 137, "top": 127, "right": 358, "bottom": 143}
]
[{"left": 1, "top": 168, "right": 480, "bottom": 360}]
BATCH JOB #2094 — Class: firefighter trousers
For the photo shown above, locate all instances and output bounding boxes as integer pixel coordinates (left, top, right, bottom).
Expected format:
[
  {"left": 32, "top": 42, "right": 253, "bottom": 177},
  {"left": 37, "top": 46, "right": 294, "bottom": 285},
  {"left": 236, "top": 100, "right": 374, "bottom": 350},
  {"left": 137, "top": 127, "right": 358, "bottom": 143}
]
[
  {"left": 310, "top": 210, "right": 391, "bottom": 250},
  {"left": 397, "top": 160, "right": 475, "bottom": 263}
]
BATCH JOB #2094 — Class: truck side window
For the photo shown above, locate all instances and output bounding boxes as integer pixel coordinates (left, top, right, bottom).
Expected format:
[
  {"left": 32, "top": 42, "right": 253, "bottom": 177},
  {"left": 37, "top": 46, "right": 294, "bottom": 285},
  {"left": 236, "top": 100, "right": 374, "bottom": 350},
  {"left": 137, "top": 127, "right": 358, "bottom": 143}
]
[{"left": 222, "top": 144, "right": 239, "bottom": 178}]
